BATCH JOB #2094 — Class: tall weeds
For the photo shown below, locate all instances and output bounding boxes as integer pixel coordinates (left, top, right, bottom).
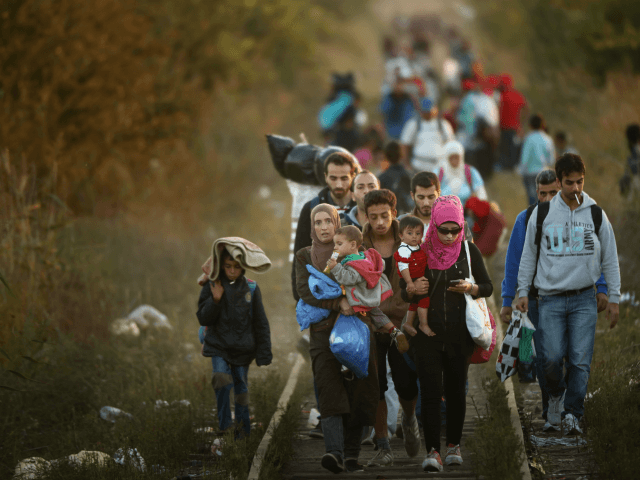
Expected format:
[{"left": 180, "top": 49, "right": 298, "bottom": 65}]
[{"left": 0, "top": 149, "right": 71, "bottom": 356}]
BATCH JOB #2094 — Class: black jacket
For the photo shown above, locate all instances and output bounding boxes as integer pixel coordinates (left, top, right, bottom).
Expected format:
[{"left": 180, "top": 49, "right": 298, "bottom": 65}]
[
  {"left": 291, "top": 187, "right": 356, "bottom": 301},
  {"left": 401, "top": 241, "right": 492, "bottom": 355},
  {"left": 197, "top": 277, "right": 272, "bottom": 366},
  {"left": 378, "top": 164, "right": 413, "bottom": 215}
]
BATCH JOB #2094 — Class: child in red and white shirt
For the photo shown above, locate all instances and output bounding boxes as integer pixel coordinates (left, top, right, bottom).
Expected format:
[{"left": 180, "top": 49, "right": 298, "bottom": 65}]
[{"left": 394, "top": 216, "right": 433, "bottom": 336}]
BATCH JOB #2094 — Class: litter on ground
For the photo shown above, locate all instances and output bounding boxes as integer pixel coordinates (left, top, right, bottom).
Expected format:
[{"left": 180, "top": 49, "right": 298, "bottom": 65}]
[{"left": 530, "top": 435, "right": 587, "bottom": 447}]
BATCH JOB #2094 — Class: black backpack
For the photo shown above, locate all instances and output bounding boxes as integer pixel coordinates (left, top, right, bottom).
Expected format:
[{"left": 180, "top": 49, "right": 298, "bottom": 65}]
[{"left": 524, "top": 202, "right": 602, "bottom": 297}]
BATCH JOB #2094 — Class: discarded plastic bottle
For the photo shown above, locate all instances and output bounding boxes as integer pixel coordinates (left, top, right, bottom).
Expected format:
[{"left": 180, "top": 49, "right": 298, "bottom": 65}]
[{"left": 99, "top": 406, "right": 134, "bottom": 423}]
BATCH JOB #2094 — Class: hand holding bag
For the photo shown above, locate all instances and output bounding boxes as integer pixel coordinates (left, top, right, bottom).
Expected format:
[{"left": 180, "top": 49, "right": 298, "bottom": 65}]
[{"left": 464, "top": 241, "right": 493, "bottom": 350}]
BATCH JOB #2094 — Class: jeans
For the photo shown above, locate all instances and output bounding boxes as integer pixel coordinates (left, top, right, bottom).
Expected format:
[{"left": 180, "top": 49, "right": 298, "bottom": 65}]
[
  {"left": 537, "top": 289, "right": 597, "bottom": 419},
  {"left": 527, "top": 296, "right": 552, "bottom": 418},
  {"left": 211, "top": 356, "right": 251, "bottom": 435},
  {"left": 523, "top": 175, "right": 538, "bottom": 206},
  {"left": 323, "top": 415, "right": 362, "bottom": 460}
]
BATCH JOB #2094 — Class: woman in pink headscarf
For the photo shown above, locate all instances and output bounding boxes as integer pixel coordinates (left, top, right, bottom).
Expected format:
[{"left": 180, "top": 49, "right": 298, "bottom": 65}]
[{"left": 401, "top": 195, "right": 493, "bottom": 473}]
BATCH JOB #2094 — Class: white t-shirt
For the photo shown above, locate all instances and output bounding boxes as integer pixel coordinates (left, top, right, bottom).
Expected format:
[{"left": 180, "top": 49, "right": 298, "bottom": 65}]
[
  {"left": 400, "top": 117, "right": 454, "bottom": 172},
  {"left": 473, "top": 93, "right": 499, "bottom": 127}
]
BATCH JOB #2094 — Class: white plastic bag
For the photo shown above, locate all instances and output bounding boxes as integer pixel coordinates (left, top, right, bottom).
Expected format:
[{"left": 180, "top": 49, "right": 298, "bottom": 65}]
[{"left": 464, "top": 241, "right": 493, "bottom": 350}]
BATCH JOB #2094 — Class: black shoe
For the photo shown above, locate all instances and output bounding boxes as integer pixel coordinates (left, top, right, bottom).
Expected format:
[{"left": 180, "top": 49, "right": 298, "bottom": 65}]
[
  {"left": 309, "top": 420, "right": 323, "bottom": 439},
  {"left": 344, "top": 458, "right": 365, "bottom": 472},
  {"left": 321, "top": 453, "right": 344, "bottom": 474}
]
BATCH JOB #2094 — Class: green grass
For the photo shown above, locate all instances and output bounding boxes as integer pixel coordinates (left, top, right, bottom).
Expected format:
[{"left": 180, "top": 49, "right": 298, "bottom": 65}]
[
  {"left": 0, "top": 211, "right": 294, "bottom": 479},
  {"left": 468, "top": 377, "right": 525, "bottom": 480},
  {"left": 2, "top": 331, "right": 286, "bottom": 479}
]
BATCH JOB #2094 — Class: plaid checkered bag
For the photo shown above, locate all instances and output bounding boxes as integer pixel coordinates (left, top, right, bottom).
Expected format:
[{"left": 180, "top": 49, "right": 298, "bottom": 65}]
[{"left": 495, "top": 311, "right": 523, "bottom": 382}]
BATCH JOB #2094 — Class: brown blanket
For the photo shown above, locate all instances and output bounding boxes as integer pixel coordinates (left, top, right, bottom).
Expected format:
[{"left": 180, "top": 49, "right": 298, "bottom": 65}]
[{"left": 197, "top": 237, "right": 272, "bottom": 285}]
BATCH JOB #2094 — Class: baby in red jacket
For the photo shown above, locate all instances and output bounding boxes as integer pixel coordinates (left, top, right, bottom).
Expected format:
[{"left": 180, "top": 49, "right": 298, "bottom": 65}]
[{"left": 394, "top": 216, "right": 433, "bottom": 336}]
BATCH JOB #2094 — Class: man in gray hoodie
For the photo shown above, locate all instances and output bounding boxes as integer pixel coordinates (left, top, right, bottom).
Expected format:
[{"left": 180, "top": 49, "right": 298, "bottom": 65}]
[{"left": 516, "top": 153, "right": 620, "bottom": 434}]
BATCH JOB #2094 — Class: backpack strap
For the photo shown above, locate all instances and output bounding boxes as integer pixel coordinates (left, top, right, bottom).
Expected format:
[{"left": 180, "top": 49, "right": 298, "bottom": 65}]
[
  {"left": 524, "top": 203, "right": 537, "bottom": 227},
  {"left": 464, "top": 164, "right": 473, "bottom": 188},
  {"left": 530, "top": 202, "right": 550, "bottom": 298},
  {"left": 590, "top": 205, "right": 602, "bottom": 236}
]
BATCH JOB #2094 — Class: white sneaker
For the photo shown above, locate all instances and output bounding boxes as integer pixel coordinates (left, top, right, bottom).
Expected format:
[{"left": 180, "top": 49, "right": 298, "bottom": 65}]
[
  {"left": 562, "top": 413, "right": 583, "bottom": 435},
  {"left": 444, "top": 444, "right": 463, "bottom": 466},
  {"left": 401, "top": 412, "right": 421, "bottom": 457},
  {"left": 547, "top": 393, "right": 565, "bottom": 426},
  {"left": 366, "top": 448, "right": 393, "bottom": 467},
  {"left": 543, "top": 421, "right": 561, "bottom": 432},
  {"left": 422, "top": 448, "right": 443, "bottom": 472}
]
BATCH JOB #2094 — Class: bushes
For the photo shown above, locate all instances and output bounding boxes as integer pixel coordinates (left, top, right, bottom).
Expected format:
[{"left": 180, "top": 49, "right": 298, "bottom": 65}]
[
  {"left": 474, "top": 0, "right": 640, "bottom": 82},
  {"left": 0, "top": 0, "right": 189, "bottom": 212},
  {"left": 0, "top": 0, "right": 363, "bottom": 213},
  {"left": 468, "top": 378, "right": 525, "bottom": 480}
]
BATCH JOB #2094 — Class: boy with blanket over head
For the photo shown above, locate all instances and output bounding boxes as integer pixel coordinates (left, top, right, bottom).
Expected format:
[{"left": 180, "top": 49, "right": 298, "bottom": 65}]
[
  {"left": 196, "top": 237, "right": 273, "bottom": 440},
  {"left": 327, "top": 226, "right": 409, "bottom": 354}
]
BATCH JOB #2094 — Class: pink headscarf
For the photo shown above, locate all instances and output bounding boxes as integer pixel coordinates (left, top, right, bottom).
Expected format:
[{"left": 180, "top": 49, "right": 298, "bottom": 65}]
[{"left": 422, "top": 195, "right": 465, "bottom": 271}]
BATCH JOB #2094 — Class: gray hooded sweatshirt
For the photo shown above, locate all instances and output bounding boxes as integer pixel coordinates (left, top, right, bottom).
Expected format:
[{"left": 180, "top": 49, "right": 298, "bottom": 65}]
[{"left": 517, "top": 191, "right": 621, "bottom": 303}]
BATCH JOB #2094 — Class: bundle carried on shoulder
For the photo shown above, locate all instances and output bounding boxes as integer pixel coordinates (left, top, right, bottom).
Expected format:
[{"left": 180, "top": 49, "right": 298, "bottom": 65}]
[{"left": 266, "top": 134, "right": 355, "bottom": 186}]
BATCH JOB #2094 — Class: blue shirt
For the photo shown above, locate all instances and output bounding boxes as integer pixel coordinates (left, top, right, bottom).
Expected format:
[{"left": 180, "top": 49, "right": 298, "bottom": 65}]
[
  {"left": 501, "top": 207, "right": 608, "bottom": 307},
  {"left": 380, "top": 94, "right": 416, "bottom": 140},
  {"left": 519, "top": 130, "right": 555, "bottom": 176}
]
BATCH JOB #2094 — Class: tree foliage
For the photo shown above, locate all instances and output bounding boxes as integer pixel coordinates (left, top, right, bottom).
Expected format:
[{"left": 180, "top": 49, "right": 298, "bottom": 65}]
[
  {"left": 0, "top": 0, "right": 363, "bottom": 212},
  {"left": 475, "top": 0, "right": 640, "bottom": 82}
]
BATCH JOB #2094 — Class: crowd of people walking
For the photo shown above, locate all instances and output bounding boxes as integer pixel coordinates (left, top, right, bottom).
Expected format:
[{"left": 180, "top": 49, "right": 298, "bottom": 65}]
[
  {"left": 197, "top": 14, "right": 622, "bottom": 476},
  {"left": 287, "top": 16, "right": 622, "bottom": 474}
]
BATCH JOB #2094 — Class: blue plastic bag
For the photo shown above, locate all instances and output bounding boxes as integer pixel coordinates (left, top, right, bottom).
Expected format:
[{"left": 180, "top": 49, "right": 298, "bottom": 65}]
[
  {"left": 295, "top": 265, "right": 341, "bottom": 332},
  {"left": 296, "top": 299, "right": 330, "bottom": 331},
  {"left": 318, "top": 92, "right": 354, "bottom": 131},
  {"left": 307, "top": 265, "right": 342, "bottom": 300},
  {"left": 329, "top": 315, "right": 370, "bottom": 379}
]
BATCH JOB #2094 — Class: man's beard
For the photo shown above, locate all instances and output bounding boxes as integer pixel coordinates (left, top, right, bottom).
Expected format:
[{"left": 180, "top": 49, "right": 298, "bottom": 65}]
[
  {"left": 331, "top": 188, "right": 347, "bottom": 199},
  {"left": 419, "top": 206, "right": 431, "bottom": 217}
]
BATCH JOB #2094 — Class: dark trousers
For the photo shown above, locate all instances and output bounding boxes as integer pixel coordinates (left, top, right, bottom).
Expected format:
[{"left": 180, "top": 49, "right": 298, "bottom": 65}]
[
  {"left": 311, "top": 320, "right": 379, "bottom": 458},
  {"left": 499, "top": 129, "right": 521, "bottom": 170},
  {"left": 375, "top": 333, "right": 418, "bottom": 402},
  {"left": 415, "top": 345, "right": 468, "bottom": 453}
]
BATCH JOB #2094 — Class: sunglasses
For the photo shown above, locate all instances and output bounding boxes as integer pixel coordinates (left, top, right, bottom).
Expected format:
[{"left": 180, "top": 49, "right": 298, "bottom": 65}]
[{"left": 436, "top": 226, "right": 462, "bottom": 236}]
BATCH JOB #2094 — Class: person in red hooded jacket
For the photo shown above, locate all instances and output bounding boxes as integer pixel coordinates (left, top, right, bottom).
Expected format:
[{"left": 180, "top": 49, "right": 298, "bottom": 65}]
[{"left": 497, "top": 73, "right": 528, "bottom": 171}]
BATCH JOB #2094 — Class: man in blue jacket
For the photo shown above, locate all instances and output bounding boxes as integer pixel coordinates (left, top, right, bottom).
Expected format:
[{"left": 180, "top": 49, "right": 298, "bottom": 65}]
[{"left": 500, "top": 169, "right": 609, "bottom": 429}]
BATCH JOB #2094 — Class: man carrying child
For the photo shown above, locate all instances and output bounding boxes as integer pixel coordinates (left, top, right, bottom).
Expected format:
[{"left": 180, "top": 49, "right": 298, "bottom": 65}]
[{"left": 361, "top": 189, "right": 421, "bottom": 466}]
